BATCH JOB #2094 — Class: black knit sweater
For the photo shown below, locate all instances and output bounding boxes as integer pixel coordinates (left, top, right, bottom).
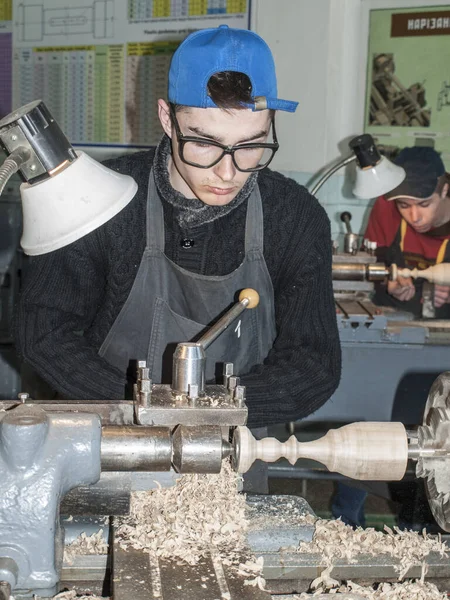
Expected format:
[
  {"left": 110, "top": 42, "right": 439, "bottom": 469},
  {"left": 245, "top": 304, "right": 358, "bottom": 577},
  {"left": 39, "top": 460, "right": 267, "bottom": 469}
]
[{"left": 14, "top": 148, "right": 341, "bottom": 428}]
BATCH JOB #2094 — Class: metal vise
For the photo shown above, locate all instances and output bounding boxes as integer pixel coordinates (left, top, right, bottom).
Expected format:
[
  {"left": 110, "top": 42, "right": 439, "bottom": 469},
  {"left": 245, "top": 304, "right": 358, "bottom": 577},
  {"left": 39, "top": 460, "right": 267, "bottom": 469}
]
[{"left": 0, "top": 404, "right": 101, "bottom": 597}]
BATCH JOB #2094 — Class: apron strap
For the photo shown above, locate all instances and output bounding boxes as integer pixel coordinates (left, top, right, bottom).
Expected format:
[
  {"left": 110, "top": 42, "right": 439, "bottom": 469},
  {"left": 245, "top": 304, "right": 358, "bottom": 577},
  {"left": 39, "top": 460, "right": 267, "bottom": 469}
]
[
  {"left": 146, "top": 169, "right": 165, "bottom": 251},
  {"left": 244, "top": 184, "right": 264, "bottom": 254},
  {"left": 399, "top": 218, "right": 407, "bottom": 253},
  {"left": 399, "top": 218, "right": 449, "bottom": 265},
  {"left": 436, "top": 239, "right": 449, "bottom": 264}
]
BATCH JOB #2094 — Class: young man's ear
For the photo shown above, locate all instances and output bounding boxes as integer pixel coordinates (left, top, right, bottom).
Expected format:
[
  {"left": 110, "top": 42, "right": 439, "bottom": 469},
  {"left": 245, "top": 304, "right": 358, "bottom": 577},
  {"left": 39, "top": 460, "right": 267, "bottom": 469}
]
[
  {"left": 441, "top": 182, "right": 449, "bottom": 200},
  {"left": 158, "top": 99, "right": 172, "bottom": 138}
]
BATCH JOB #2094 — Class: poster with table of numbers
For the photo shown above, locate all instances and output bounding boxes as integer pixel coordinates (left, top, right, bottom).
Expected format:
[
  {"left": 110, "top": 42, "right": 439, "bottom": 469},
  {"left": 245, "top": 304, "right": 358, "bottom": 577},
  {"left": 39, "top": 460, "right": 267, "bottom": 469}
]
[{"left": 0, "top": 0, "right": 250, "bottom": 147}]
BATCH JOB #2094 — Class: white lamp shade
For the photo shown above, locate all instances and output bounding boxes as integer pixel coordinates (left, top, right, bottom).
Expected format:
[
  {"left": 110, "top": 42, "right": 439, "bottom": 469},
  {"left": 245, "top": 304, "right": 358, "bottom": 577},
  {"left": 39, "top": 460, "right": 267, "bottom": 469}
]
[
  {"left": 352, "top": 156, "right": 406, "bottom": 200},
  {"left": 20, "top": 151, "right": 138, "bottom": 255}
]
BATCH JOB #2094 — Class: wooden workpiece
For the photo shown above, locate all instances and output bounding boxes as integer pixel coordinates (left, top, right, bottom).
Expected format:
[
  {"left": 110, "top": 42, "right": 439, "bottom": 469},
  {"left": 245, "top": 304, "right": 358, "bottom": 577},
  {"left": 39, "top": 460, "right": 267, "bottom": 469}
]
[
  {"left": 395, "top": 262, "right": 450, "bottom": 286},
  {"left": 234, "top": 422, "right": 408, "bottom": 480}
]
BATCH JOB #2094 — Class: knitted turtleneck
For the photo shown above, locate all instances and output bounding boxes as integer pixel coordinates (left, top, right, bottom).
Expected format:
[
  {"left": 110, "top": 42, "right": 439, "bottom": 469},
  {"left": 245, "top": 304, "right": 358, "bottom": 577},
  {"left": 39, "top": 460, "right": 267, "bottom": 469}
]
[{"left": 152, "top": 134, "right": 258, "bottom": 229}]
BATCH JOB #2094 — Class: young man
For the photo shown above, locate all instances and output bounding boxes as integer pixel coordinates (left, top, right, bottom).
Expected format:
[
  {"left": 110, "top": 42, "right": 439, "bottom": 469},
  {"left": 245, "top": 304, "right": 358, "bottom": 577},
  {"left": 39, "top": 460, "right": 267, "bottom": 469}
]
[
  {"left": 14, "top": 25, "right": 341, "bottom": 428},
  {"left": 365, "top": 146, "right": 450, "bottom": 318}
]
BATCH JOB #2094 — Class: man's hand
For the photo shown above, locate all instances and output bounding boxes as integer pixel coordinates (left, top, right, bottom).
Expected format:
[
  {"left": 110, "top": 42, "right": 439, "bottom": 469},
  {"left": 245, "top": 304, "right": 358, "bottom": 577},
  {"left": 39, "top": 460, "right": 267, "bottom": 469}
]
[
  {"left": 434, "top": 284, "right": 450, "bottom": 308},
  {"left": 387, "top": 275, "right": 415, "bottom": 302}
]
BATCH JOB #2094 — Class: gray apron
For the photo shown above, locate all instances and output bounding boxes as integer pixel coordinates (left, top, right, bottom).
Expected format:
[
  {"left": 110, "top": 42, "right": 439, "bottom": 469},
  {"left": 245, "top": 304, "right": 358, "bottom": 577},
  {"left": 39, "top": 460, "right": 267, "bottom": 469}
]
[{"left": 99, "top": 170, "right": 276, "bottom": 385}]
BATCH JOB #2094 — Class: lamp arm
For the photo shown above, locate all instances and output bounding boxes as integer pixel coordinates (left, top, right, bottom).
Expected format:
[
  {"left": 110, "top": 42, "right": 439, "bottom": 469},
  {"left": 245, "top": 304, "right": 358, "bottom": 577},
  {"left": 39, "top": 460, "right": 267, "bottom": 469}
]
[
  {"left": 0, "top": 147, "right": 31, "bottom": 197},
  {"left": 309, "top": 154, "right": 356, "bottom": 197}
]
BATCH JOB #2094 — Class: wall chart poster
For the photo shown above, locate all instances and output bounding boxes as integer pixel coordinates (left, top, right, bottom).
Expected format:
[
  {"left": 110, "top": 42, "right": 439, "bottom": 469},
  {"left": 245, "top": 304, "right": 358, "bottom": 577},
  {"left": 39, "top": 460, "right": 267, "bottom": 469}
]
[
  {"left": 0, "top": 0, "right": 250, "bottom": 147},
  {"left": 364, "top": 5, "right": 450, "bottom": 164}
]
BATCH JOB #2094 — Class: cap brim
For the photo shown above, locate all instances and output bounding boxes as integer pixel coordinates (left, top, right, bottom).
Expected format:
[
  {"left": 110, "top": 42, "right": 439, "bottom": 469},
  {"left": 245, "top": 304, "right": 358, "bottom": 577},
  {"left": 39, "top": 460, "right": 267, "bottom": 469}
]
[
  {"left": 263, "top": 98, "right": 299, "bottom": 113},
  {"left": 385, "top": 179, "right": 436, "bottom": 201},
  {"left": 241, "top": 97, "right": 298, "bottom": 113},
  {"left": 386, "top": 193, "right": 433, "bottom": 202}
]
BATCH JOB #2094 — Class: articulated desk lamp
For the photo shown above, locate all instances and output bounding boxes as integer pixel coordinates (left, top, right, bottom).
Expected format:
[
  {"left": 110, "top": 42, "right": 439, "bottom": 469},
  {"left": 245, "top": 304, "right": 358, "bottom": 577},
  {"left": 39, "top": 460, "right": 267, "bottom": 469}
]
[
  {"left": 311, "top": 134, "right": 406, "bottom": 255},
  {"left": 310, "top": 133, "right": 405, "bottom": 199},
  {"left": 0, "top": 100, "right": 137, "bottom": 255}
]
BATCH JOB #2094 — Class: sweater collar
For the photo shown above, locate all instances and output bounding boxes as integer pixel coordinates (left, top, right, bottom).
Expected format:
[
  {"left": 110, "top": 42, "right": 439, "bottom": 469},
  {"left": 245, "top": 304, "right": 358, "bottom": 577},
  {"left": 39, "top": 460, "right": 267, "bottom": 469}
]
[{"left": 153, "top": 135, "right": 258, "bottom": 230}]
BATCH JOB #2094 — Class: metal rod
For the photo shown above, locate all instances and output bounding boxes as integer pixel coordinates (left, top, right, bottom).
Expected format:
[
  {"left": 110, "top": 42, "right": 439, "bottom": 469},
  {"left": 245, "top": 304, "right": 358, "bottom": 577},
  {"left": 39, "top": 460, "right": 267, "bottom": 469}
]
[
  {"left": 310, "top": 154, "right": 356, "bottom": 197},
  {"left": 0, "top": 581, "right": 11, "bottom": 600},
  {"left": 332, "top": 263, "right": 366, "bottom": 281},
  {"left": 332, "top": 263, "right": 389, "bottom": 281},
  {"left": 197, "top": 298, "right": 249, "bottom": 350},
  {"left": 101, "top": 426, "right": 172, "bottom": 471}
]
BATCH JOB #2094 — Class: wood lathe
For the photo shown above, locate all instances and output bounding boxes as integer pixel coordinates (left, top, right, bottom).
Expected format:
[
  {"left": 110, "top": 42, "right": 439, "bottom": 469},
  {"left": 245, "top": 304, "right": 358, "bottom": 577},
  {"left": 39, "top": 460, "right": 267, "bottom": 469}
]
[{"left": 2, "top": 289, "right": 450, "bottom": 600}]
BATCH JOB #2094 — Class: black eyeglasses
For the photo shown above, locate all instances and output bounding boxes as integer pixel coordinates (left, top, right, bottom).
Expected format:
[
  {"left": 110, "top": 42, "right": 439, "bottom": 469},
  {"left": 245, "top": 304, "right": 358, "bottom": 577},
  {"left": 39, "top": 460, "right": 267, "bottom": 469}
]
[{"left": 169, "top": 104, "right": 279, "bottom": 172}]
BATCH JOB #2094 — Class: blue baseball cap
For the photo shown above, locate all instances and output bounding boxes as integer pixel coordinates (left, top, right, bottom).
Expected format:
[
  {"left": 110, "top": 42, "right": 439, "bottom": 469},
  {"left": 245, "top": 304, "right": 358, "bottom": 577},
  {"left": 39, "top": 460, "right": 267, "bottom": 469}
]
[
  {"left": 168, "top": 24, "right": 298, "bottom": 113},
  {"left": 385, "top": 147, "right": 446, "bottom": 200}
]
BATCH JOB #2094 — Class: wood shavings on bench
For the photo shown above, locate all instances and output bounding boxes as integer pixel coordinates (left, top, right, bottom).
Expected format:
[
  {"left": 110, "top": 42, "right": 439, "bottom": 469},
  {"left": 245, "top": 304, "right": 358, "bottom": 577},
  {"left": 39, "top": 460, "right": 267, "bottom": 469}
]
[
  {"left": 281, "top": 576, "right": 447, "bottom": 598},
  {"left": 51, "top": 591, "right": 108, "bottom": 600},
  {"left": 64, "top": 529, "right": 108, "bottom": 565},
  {"left": 296, "top": 518, "right": 448, "bottom": 580},
  {"left": 115, "top": 460, "right": 249, "bottom": 567}
]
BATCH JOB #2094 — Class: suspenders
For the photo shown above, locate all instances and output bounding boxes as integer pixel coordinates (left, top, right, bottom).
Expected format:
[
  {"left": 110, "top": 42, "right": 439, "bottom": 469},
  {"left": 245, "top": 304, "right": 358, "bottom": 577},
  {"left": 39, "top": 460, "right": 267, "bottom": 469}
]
[{"left": 400, "top": 218, "right": 449, "bottom": 265}]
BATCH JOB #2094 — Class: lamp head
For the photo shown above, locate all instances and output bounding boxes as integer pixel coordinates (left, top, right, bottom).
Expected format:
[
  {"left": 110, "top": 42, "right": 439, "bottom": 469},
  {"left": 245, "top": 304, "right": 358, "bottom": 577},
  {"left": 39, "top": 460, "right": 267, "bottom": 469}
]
[
  {"left": 349, "top": 134, "right": 406, "bottom": 199},
  {"left": 0, "top": 101, "right": 137, "bottom": 256},
  {"left": 0, "top": 100, "right": 77, "bottom": 184}
]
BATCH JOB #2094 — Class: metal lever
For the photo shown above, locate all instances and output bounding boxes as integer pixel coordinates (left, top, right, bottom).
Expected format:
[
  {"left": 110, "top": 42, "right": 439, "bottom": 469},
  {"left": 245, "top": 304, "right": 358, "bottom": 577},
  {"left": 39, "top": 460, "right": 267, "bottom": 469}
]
[
  {"left": 340, "top": 211, "right": 353, "bottom": 234},
  {"left": 171, "top": 288, "right": 260, "bottom": 395},
  {"left": 197, "top": 288, "right": 259, "bottom": 350}
]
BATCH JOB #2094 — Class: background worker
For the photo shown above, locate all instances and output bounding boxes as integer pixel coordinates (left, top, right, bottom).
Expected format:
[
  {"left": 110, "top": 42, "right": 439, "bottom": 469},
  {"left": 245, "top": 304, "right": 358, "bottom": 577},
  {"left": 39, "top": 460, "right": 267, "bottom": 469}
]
[{"left": 365, "top": 146, "right": 450, "bottom": 318}]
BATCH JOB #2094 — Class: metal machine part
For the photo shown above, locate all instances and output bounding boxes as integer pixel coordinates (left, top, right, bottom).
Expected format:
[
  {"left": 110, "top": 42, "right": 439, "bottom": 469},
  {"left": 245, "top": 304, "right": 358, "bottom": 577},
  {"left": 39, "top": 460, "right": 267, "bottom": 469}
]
[
  {"left": 0, "top": 100, "right": 77, "bottom": 185},
  {"left": 170, "top": 288, "right": 259, "bottom": 396},
  {"left": 0, "top": 290, "right": 260, "bottom": 597},
  {"left": 0, "top": 401, "right": 239, "bottom": 596},
  {"left": 101, "top": 426, "right": 172, "bottom": 471},
  {"left": 171, "top": 342, "right": 206, "bottom": 396},
  {"left": 340, "top": 211, "right": 360, "bottom": 255},
  {"left": 414, "top": 371, "right": 450, "bottom": 531},
  {"left": 331, "top": 249, "right": 394, "bottom": 302},
  {"left": 172, "top": 424, "right": 231, "bottom": 473},
  {"left": 0, "top": 148, "right": 31, "bottom": 197},
  {"left": 0, "top": 404, "right": 102, "bottom": 597},
  {"left": 0, "top": 558, "right": 17, "bottom": 594},
  {"left": 332, "top": 261, "right": 389, "bottom": 282},
  {"left": 0, "top": 580, "right": 12, "bottom": 600}
]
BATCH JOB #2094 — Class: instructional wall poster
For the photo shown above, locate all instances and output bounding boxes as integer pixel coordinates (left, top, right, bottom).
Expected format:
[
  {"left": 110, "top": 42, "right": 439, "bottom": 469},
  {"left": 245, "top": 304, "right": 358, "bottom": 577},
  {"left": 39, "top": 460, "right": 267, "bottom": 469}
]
[
  {"left": 0, "top": 0, "right": 250, "bottom": 147},
  {"left": 364, "top": 5, "right": 450, "bottom": 163}
]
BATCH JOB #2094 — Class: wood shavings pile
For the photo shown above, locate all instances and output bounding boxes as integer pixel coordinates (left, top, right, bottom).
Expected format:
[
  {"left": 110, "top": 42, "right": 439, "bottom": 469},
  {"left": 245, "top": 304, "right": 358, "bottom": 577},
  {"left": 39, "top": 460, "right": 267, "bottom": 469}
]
[
  {"left": 64, "top": 529, "right": 108, "bottom": 565},
  {"left": 238, "top": 555, "right": 266, "bottom": 590},
  {"left": 297, "top": 518, "right": 448, "bottom": 579},
  {"left": 51, "top": 592, "right": 107, "bottom": 600},
  {"left": 115, "top": 460, "right": 249, "bottom": 566},
  {"left": 283, "top": 576, "right": 447, "bottom": 598}
]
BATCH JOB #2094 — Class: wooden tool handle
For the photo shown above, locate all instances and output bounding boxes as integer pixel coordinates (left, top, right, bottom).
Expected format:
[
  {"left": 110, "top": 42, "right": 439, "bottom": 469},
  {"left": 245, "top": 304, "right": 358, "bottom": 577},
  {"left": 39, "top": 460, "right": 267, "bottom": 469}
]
[
  {"left": 239, "top": 288, "right": 259, "bottom": 308},
  {"left": 233, "top": 422, "right": 408, "bottom": 481}
]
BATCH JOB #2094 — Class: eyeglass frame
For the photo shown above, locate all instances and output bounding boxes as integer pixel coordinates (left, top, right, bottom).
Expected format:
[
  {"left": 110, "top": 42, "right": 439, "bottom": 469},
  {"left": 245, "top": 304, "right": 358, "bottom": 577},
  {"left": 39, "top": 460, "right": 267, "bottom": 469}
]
[{"left": 168, "top": 103, "right": 279, "bottom": 172}]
